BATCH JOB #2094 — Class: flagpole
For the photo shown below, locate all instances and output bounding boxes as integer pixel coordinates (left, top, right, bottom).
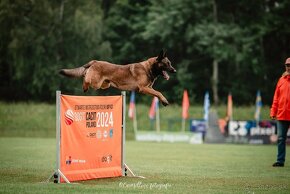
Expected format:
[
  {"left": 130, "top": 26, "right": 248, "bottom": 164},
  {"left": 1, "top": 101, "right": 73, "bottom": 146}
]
[
  {"left": 133, "top": 104, "right": 138, "bottom": 134},
  {"left": 156, "top": 102, "right": 160, "bottom": 132},
  {"left": 254, "top": 90, "right": 262, "bottom": 130},
  {"left": 181, "top": 119, "right": 185, "bottom": 132}
]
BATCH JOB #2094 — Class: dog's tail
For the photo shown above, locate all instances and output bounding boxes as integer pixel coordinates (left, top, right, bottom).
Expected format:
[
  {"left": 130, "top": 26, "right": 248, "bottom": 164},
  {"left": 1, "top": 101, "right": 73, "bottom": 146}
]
[
  {"left": 59, "top": 67, "right": 86, "bottom": 78},
  {"left": 59, "top": 62, "right": 93, "bottom": 78}
]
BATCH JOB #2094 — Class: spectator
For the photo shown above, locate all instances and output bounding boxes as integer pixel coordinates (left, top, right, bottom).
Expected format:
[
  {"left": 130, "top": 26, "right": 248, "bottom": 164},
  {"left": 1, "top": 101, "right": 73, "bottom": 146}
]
[{"left": 270, "top": 57, "right": 290, "bottom": 167}]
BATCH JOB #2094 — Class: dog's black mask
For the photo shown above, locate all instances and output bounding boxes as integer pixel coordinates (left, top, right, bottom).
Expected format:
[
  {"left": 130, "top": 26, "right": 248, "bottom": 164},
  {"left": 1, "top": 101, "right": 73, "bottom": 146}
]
[{"left": 155, "top": 50, "right": 176, "bottom": 80}]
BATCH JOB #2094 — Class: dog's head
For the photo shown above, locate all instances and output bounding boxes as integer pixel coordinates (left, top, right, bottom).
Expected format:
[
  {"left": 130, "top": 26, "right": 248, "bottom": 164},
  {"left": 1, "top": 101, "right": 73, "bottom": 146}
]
[{"left": 154, "top": 50, "right": 176, "bottom": 80}]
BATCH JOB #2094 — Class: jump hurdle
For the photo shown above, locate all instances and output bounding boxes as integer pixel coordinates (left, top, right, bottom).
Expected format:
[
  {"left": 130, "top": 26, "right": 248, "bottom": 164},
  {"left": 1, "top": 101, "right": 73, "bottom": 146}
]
[{"left": 47, "top": 91, "right": 143, "bottom": 183}]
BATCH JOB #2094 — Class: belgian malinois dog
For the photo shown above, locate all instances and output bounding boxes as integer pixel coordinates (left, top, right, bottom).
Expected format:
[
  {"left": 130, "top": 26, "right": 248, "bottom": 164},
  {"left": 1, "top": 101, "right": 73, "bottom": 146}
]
[{"left": 59, "top": 50, "right": 176, "bottom": 106}]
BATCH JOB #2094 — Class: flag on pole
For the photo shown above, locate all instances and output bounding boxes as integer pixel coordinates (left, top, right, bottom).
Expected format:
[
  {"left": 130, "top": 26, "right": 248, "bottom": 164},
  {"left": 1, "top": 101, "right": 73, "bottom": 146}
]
[
  {"left": 149, "top": 97, "right": 160, "bottom": 132},
  {"left": 227, "top": 92, "right": 233, "bottom": 120},
  {"left": 182, "top": 90, "right": 190, "bottom": 119},
  {"left": 254, "top": 90, "right": 262, "bottom": 122},
  {"left": 128, "top": 91, "right": 135, "bottom": 119},
  {"left": 149, "top": 97, "right": 159, "bottom": 119},
  {"left": 203, "top": 91, "right": 210, "bottom": 121}
]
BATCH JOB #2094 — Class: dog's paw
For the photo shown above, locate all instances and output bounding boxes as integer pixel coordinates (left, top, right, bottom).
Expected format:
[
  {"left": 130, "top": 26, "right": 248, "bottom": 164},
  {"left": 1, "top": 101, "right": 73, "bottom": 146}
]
[{"left": 162, "top": 101, "right": 169, "bottom": 106}]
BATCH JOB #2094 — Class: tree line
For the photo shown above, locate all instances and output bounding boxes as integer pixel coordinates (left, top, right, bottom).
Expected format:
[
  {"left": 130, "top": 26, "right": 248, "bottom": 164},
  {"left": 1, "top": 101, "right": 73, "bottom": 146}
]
[{"left": 1, "top": 0, "right": 289, "bottom": 105}]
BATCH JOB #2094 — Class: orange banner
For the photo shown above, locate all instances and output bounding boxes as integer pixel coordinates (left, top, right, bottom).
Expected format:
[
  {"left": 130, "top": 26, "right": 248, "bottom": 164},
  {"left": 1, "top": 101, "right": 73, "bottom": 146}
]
[{"left": 60, "top": 95, "right": 123, "bottom": 182}]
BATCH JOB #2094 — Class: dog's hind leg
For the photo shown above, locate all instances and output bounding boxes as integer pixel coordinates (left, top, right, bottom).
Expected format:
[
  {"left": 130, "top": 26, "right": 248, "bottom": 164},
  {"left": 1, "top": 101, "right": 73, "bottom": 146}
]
[
  {"left": 82, "top": 77, "right": 104, "bottom": 92},
  {"left": 84, "top": 73, "right": 104, "bottom": 91},
  {"left": 100, "top": 80, "right": 111, "bottom": 89},
  {"left": 139, "top": 87, "right": 169, "bottom": 106},
  {"left": 82, "top": 71, "right": 92, "bottom": 92},
  {"left": 82, "top": 81, "right": 89, "bottom": 92}
]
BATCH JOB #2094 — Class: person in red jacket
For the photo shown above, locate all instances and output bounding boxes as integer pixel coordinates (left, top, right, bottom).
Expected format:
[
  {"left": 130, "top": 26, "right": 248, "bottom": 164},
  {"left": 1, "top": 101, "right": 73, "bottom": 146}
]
[{"left": 270, "top": 57, "right": 290, "bottom": 167}]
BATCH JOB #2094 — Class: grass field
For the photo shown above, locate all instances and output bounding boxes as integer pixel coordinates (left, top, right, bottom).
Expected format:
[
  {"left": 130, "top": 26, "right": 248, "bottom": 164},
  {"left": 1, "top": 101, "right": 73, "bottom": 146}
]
[
  {"left": 0, "top": 137, "right": 289, "bottom": 194},
  {"left": 0, "top": 102, "right": 271, "bottom": 139},
  {"left": 1, "top": 102, "right": 288, "bottom": 193}
]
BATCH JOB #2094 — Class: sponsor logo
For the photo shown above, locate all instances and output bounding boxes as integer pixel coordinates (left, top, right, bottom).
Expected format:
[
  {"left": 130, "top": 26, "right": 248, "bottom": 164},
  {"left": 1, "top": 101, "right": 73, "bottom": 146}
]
[
  {"left": 64, "top": 109, "right": 85, "bottom": 125},
  {"left": 87, "top": 132, "right": 96, "bottom": 138},
  {"left": 103, "top": 130, "right": 108, "bottom": 138},
  {"left": 87, "top": 129, "right": 114, "bottom": 140},
  {"left": 102, "top": 155, "right": 112, "bottom": 163},
  {"left": 65, "top": 156, "right": 72, "bottom": 165},
  {"left": 97, "top": 130, "right": 102, "bottom": 139},
  {"left": 65, "top": 155, "right": 86, "bottom": 165},
  {"left": 109, "top": 129, "right": 113, "bottom": 138},
  {"left": 65, "top": 109, "right": 74, "bottom": 125}
]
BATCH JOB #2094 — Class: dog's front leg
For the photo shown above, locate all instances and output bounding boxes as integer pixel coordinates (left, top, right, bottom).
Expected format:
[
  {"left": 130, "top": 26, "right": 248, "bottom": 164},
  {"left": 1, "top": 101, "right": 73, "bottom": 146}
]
[{"left": 139, "top": 87, "right": 169, "bottom": 106}]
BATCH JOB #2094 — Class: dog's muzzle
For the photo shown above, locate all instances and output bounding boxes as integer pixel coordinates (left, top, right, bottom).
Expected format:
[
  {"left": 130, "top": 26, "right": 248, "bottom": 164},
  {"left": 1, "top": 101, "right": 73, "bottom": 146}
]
[{"left": 170, "top": 68, "right": 177, "bottom": 73}]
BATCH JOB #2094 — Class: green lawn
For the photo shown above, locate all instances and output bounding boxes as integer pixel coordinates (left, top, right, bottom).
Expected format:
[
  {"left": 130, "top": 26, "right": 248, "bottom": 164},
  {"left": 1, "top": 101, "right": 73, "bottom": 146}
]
[
  {"left": 0, "top": 137, "right": 289, "bottom": 194},
  {"left": 0, "top": 102, "right": 271, "bottom": 139}
]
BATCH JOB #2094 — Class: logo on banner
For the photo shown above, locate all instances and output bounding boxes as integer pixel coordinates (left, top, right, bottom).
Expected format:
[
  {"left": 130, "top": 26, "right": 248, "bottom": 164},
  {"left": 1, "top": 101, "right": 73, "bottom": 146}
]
[
  {"left": 102, "top": 155, "right": 112, "bottom": 163},
  {"left": 109, "top": 129, "right": 113, "bottom": 138},
  {"left": 65, "top": 155, "right": 86, "bottom": 165},
  {"left": 66, "top": 156, "right": 72, "bottom": 165},
  {"left": 86, "top": 129, "right": 114, "bottom": 140},
  {"left": 65, "top": 109, "right": 74, "bottom": 125},
  {"left": 97, "top": 130, "right": 102, "bottom": 139},
  {"left": 103, "top": 130, "right": 108, "bottom": 138},
  {"left": 64, "top": 109, "right": 86, "bottom": 125}
]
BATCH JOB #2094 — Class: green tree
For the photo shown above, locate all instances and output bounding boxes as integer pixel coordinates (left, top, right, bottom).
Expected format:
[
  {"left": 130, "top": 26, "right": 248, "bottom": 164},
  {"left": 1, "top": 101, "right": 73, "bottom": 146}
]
[
  {"left": 1, "top": 0, "right": 290, "bottom": 106},
  {"left": 0, "top": 0, "right": 110, "bottom": 101}
]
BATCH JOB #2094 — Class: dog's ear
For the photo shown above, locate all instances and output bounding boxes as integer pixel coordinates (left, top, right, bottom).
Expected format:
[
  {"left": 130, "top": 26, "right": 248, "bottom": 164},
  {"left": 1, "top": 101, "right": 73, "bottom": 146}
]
[
  {"left": 163, "top": 49, "right": 167, "bottom": 58},
  {"left": 157, "top": 49, "right": 166, "bottom": 61}
]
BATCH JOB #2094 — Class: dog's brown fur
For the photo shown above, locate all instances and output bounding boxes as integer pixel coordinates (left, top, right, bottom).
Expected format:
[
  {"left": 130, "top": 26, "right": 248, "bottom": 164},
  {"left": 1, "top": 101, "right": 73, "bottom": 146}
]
[{"left": 59, "top": 50, "right": 176, "bottom": 106}]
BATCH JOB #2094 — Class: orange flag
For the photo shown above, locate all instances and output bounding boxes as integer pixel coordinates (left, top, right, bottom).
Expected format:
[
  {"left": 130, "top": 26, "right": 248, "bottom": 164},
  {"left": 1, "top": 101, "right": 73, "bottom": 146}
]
[
  {"left": 227, "top": 93, "right": 233, "bottom": 120},
  {"left": 182, "top": 90, "right": 190, "bottom": 119}
]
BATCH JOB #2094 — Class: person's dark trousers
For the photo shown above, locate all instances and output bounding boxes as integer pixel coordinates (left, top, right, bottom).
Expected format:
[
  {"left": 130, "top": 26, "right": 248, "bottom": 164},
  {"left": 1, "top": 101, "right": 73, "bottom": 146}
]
[{"left": 276, "top": 120, "right": 290, "bottom": 164}]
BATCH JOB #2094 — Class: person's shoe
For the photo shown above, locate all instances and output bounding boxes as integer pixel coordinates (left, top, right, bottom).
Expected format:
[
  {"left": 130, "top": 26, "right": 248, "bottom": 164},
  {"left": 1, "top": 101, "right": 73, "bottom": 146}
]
[{"left": 272, "top": 162, "right": 284, "bottom": 167}]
